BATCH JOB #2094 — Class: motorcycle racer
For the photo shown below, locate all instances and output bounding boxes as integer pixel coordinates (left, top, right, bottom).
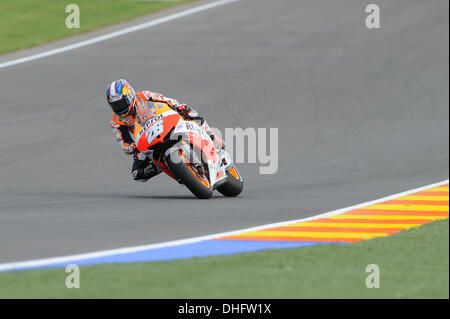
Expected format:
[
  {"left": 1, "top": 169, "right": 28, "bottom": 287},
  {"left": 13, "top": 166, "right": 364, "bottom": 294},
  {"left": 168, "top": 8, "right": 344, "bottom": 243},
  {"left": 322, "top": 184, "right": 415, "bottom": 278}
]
[{"left": 106, "top": 79, "right": 201, "bottom": 182}]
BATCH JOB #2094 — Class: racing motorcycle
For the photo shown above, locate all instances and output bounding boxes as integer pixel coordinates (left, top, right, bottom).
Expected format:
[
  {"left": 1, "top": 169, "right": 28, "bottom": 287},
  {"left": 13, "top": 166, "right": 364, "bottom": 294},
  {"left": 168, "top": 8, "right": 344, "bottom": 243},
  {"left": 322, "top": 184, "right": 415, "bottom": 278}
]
[{"left": 134, "top": 102, "right": 244, "bottom": 199}]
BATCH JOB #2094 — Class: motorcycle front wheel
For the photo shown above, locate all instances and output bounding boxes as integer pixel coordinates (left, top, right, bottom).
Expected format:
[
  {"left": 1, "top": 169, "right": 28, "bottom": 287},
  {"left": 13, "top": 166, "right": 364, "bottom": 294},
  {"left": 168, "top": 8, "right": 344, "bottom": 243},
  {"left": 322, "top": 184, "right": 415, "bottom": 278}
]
[{"left": 166, "top": 145, "right": 213, "bottom": 199}]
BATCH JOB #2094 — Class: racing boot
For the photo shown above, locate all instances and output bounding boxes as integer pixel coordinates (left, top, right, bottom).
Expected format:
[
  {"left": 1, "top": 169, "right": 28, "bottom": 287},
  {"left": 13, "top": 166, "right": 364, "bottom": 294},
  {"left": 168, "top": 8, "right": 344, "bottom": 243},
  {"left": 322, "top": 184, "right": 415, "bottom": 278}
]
[{"left": 131, "top": 158, "right": 161, "bottom": 182}]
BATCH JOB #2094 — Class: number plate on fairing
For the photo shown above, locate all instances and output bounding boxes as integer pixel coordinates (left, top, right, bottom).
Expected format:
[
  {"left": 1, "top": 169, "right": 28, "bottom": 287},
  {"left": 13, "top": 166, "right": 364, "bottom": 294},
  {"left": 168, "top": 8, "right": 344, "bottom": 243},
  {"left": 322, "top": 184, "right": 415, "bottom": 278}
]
[{"left": 145, "top": 120, "right": 164, "bottom": 145}]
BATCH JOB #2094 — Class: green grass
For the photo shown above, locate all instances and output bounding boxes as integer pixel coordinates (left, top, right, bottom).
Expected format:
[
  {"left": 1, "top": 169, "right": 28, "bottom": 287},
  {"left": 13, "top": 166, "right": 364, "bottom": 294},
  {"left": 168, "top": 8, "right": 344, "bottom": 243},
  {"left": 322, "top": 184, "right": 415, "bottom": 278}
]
[
  {"left": 0, "top": 219, "right": 448, "bottom": 298},
  {"left": 0, "top": 0, "right": 196, "bottom": 55}
]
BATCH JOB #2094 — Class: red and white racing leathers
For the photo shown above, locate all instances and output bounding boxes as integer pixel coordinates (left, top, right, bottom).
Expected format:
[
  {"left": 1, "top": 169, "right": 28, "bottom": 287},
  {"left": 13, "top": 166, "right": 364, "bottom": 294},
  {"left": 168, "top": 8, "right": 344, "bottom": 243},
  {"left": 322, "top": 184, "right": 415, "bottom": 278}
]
[{"left": 110, "top": 90, "right": 187, "bottom": 155}]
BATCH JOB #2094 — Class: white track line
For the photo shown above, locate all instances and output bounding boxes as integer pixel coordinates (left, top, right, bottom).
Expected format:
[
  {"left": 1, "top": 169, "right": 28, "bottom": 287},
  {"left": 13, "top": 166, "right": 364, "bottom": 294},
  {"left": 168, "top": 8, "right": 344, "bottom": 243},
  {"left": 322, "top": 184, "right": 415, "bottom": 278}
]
[
  {"left": 0, "top": 0, "right": 242, "bottom": 69},
  {"left": 0, "top": 179, "right": 448, "bottom": 272}
]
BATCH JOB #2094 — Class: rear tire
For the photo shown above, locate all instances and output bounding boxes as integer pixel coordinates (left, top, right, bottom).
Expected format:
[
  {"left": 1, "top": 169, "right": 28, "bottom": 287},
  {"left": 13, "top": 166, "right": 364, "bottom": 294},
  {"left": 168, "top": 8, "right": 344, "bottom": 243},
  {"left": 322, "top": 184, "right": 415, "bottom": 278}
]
[
  {"left": 217, "top": 166, "right": 244, "bottom": 197},
  {"left": 166, "top": 147, "right": 213, "bottom": 199}
]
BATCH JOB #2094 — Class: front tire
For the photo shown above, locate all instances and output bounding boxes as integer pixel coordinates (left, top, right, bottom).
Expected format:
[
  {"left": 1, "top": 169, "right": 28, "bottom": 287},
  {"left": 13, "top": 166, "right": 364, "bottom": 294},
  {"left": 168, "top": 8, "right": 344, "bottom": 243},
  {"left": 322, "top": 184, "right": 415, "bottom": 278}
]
[{"left": 166, "top": 147, "right": 213, "bottom": 199}]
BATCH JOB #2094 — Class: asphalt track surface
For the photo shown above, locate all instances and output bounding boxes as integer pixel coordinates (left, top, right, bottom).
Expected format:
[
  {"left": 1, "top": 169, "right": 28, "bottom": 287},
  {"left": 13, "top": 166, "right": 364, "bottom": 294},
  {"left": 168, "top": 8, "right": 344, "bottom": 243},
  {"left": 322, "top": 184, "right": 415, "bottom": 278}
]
[{"left": 0, "top": 0, "right": 448, "bottom": 263}]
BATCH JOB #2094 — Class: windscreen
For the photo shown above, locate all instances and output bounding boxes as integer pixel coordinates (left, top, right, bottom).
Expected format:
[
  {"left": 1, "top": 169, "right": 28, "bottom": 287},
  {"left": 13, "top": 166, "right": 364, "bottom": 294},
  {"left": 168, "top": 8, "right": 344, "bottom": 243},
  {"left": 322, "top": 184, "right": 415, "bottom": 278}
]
[{"left": 136, "top": 100, "right": 157, "bottom": 125}]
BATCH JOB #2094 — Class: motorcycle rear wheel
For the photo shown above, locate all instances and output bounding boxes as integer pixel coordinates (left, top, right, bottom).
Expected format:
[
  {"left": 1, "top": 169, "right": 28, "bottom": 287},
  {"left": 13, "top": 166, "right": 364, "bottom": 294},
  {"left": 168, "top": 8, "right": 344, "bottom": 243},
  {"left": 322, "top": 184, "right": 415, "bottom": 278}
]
[{"left": 217, "top": 165, "right": 244, "bottom": 197}]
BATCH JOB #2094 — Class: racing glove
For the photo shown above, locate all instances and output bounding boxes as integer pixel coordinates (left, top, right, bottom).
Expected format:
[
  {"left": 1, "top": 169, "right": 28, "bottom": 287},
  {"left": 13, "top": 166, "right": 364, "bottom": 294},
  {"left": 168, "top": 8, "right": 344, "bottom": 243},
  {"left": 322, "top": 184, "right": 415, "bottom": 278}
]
[
  {"left": 174, "top": 104, "right": 191, "bottom": 113},
  {"left": 176, "top": 104, "right": 202, "bottom": 121},
  {"left": 123, "top": 143, "right": 137, "bottom": 155}
]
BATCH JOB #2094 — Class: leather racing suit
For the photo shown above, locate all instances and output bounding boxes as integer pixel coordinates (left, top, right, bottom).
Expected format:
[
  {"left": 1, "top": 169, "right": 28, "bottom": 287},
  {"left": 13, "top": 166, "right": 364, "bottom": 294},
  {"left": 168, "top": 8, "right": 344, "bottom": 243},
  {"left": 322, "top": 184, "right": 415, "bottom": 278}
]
[{"left": 110, "top": 90, "right": 195, "bottom": 182}]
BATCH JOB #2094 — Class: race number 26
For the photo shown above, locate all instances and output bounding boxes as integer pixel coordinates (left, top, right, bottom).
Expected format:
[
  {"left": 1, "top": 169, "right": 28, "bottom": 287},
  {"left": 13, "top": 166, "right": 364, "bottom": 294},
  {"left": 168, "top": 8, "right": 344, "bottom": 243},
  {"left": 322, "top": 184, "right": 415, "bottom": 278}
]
[{"left": 146, "top": 120, "right": 164, "bottom": 145}]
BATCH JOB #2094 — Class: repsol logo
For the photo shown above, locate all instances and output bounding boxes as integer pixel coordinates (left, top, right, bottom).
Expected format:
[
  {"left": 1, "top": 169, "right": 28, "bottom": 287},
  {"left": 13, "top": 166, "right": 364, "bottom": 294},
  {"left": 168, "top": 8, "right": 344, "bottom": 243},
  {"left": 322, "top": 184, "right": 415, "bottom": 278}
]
[{"left": 140, "top": 114, "right": 164, "bottom": 134}]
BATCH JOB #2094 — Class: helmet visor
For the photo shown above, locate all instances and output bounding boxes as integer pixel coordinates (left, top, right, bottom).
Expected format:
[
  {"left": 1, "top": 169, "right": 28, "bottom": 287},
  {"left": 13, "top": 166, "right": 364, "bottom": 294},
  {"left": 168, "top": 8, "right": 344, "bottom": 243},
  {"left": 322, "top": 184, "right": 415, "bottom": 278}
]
[{"left": 108, "top": 97, "right": 131, "bottom": 115}]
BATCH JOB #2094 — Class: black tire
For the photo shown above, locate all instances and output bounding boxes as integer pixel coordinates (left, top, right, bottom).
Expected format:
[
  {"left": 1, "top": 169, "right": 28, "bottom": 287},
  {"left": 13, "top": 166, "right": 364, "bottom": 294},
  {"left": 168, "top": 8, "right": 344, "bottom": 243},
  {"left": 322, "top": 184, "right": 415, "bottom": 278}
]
[
  {"left": 166, "top": 147, "right": 213, "bottom": 199},
  {"left": 217, "top": 166, "right": 244, "bottom": 197}
]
